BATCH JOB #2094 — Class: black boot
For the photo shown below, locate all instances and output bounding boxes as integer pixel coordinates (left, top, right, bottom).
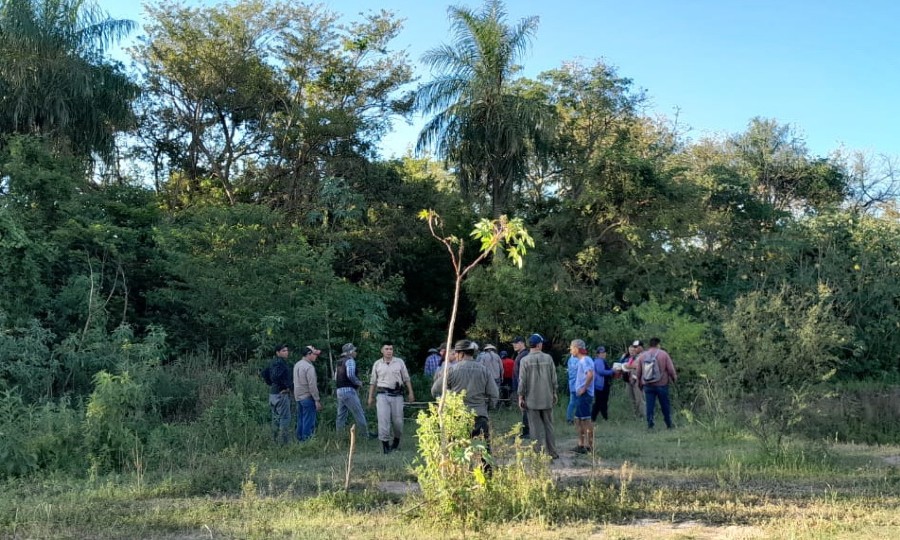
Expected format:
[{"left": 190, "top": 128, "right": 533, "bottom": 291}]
[
  {"left": 382, "top": 441, "right": 392, "bottom": 454},
  {"left": 391, "top": 437, "right": 400, "bottom": 451}
]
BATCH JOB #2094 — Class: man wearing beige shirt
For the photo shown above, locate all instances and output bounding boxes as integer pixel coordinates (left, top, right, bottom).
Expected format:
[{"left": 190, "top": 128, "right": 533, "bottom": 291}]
[
  {"left": 294, "top": 346, "right": 322, "bottom": 442},
  {"left": 367, "top": 342, "right": 415, "bottom": 454}
]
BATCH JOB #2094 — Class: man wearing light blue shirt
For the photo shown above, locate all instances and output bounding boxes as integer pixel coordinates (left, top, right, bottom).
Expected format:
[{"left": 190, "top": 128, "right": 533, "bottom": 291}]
[
  {"left": 570, "top": 339, "right": 594, "bottom": 454},
  {"left": 565, "top": 353, "right": 579, "bottom": 424}
]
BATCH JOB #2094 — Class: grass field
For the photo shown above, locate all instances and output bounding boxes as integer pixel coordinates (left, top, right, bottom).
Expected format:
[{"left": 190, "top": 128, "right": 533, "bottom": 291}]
[{"left": 2, "top": 390, "right": 898, "bottom": 539}]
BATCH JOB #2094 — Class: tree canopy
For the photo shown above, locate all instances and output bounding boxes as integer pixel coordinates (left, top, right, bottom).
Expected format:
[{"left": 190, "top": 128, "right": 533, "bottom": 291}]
[{"left": 0, "top": 0, "right": 897, "bottom": 410}]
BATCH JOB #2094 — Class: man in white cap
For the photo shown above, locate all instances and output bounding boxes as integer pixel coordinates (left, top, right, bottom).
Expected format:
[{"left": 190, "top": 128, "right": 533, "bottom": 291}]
[
  {"left": 335, "top": 343, "right": 375, "bottom": 439},
  {"left": 477, "top": 343, "right": 503, "bottom": 388},
  {"left": 621, "top": 340, "right": 645, "bottom": 419}
]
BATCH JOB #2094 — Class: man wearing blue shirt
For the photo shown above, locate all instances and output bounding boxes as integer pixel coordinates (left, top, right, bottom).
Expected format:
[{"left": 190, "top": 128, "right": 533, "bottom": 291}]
[
  {"left": 570, "top": 339, "right": 594, "bottom": 454},
  {"left": 591, "top": 346, "right": 615, "bottom": 422},
  {"left": 423, "top": 347, "right": 442, "bottom": 378},
  {"left": 565, "top": 352, "right": 579, "bottom": 424}
]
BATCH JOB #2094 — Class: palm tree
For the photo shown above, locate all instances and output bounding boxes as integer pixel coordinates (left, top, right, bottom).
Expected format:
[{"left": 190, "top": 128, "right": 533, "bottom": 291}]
[
  {"left": 415, "top": 0, "right": 554, "bottom": 217},
  {"left": 0, "top": 0, "right": 138, "bottom": 159}
]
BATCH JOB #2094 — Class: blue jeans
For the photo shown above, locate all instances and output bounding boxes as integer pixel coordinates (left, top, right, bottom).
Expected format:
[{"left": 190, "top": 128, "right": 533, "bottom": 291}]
[
  {"left": 644, "top": 385, "right": 673, "bottom": 429},
  {"left": 336, "top": 388, "right": 370, "bottom": 436},
  {"left": 269, "top": 393, "right": 292, "bottom": 444},
  {"left": 296, "top": 398, "right": 317, "bottom": 441},
  {"left": 566, "top": 391, "right": 577, "bottom": 422},
  {"left": 574, "top": 392, "right": 593, "bottom": 420}
]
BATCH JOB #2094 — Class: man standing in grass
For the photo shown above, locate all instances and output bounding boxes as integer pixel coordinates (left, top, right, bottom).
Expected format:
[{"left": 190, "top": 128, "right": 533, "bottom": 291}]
[
  {"left": 622, "top": 340, "right": 646, "bottom": 419},
  {"left": 293, "top": 345, "right": 322, "bottom": 442},
  {"left": 368, "top": 342, "right": 415, "bottom": 454},
  {"left": 510, "top": 336, "right": 530, "bottom": 437},
  {"left": 570, "top": 339, "right": 594, "bottom": 454},
  {"left": 261, "top": 343, "right": 293, "bottom": 444},
  {"left": 517, "top": 333, "right": 559, "bottom": 459},
  {"left": 565, "top": 349, "right": 579, "bottom": 425},
  {"left": 637, "top": 337, "right": 677, "bottom": 430},
  {"left": 591, "top": 345, "right": 615, "bottom": 422},
  {"left": 335, "top": 343, "right": 375, "bottom": 439},
  {"left": 478, "top": 344, "right": 503, "bottom": 388},
  {"left": 431, "top": 339, "right": 499, "bottom": 459}
]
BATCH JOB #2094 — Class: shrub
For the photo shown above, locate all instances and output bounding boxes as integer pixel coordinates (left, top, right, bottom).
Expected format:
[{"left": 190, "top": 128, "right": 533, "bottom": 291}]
[
  {"left": 414, "top": 391, "right": 555, "bottom": 530},
  {"left": 0, "top": 390, "right": 38, "bottom": 477},
  {"left": 414, "top": 391, "right": 491, "bottom": 529},
  {"left": 0, "top": 317, "right": 57, "bottom": 401},
  {"left": 0, "top": 390, "right": 85, "bottom": 478},
  {"left": 83, "top": 371, "right": 150, "bottom": 471},
  {"left": 28, "top": 397, "right": 84, "bottom": 473},
  {"left": 197, "top": 390, "right": 267, "bottom": 454}
]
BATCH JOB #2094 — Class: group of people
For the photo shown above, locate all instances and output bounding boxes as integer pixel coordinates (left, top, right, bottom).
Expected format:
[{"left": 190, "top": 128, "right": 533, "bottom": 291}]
[
  {"left": 261, "top": 333, "right": 677, "bottom": 460},
  {"left": 261, "top": 341, "right": 416, "bottom": 454},
  {"left": 426, "top": 333, "right": 564, "bottom": 459},
  {"left": 427, "top": 333, "right": 678, "bottom": 460}
]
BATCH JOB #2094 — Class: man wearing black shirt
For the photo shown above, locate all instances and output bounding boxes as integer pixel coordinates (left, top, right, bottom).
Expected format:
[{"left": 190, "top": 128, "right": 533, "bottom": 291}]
[{"left": 261, "top": 344, "right": 293, "bottom": 444}]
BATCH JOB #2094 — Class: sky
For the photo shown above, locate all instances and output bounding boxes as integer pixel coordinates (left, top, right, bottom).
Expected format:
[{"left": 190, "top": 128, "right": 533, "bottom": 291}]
[{"left": 98, "top": 0, "right": 900, "bottom": 160}]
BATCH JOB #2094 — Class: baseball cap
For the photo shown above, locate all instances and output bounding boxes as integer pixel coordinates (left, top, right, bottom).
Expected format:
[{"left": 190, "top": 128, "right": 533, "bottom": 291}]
[
  {"left": 512, "top": 336, "right": 525, "bottom": 344},
  {"left": 428, "top": 347, "right": 438, "bottom": 353},
  {"left": 453, "top": 339, "right": 477, "bottom": 352},
  {"left": 528, "top": 333, "right": 544, "bottom": 347},
  {"left": 301, "top": 345, "right": 321, "bottom": 356},
  {"left": 631, "top": 340, "right": 643, "bottom": 347},
  {"left": 596, "top": 345, "right": 606, "bottom": 353}
]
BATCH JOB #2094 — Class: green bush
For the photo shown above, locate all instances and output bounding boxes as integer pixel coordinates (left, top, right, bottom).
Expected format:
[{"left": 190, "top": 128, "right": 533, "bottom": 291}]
[
  {"left": 197, "top": 390, "right": 267, "bottom": 454},
  {"left": 0, "top": 390, "right": 85, "bottom": 478},
  {"left": 28, "top": 397, "right": 84, "bottom": 473},
  {"left": 0, "top": 317, "right": 57, "bottom": 401},
  {"left": 0, "top": 390, "right": 38, "bottom": 477},
  {"left": 83, "top": 371, "right": 150, "bottom": 472},
  {"left": 414, "top": 391, "right": 491, "bottom": 528},
  {"left": 797, "top": 383, "right": 900, "bottom": 444},
  {"left": 414, "top": 392, "right": 555, "bottom": 530}
]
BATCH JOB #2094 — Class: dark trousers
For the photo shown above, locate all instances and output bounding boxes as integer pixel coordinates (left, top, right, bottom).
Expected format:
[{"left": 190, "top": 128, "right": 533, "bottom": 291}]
[
  {"left": 473, "top": 415, "right": 492, "bottom": 475},
  {"left": 644, "top": 385, "right": 673, "bottom": 428},
  {"left": 591, "top": 383, "right": 611, "bottom": 421}
]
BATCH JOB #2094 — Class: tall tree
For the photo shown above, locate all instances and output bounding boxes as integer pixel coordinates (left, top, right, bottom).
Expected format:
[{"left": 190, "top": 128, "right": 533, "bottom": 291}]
[
  {"left": 0, "top": 0, "right": 137, "bottom": 159},
  {"left": 415, "top": 0, "right": 553, "bottom": 217},
  {"left": 729, "top": 117, "right": 846, "bottom": 214},
  {"left": 133, "top": 0, "right": 412, "bottom": 209}
]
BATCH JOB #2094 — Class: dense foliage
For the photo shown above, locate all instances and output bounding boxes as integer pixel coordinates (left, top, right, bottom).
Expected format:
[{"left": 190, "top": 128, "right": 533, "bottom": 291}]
[{"left": 0, "top": 0, "right": 898, "bottom": 478}]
